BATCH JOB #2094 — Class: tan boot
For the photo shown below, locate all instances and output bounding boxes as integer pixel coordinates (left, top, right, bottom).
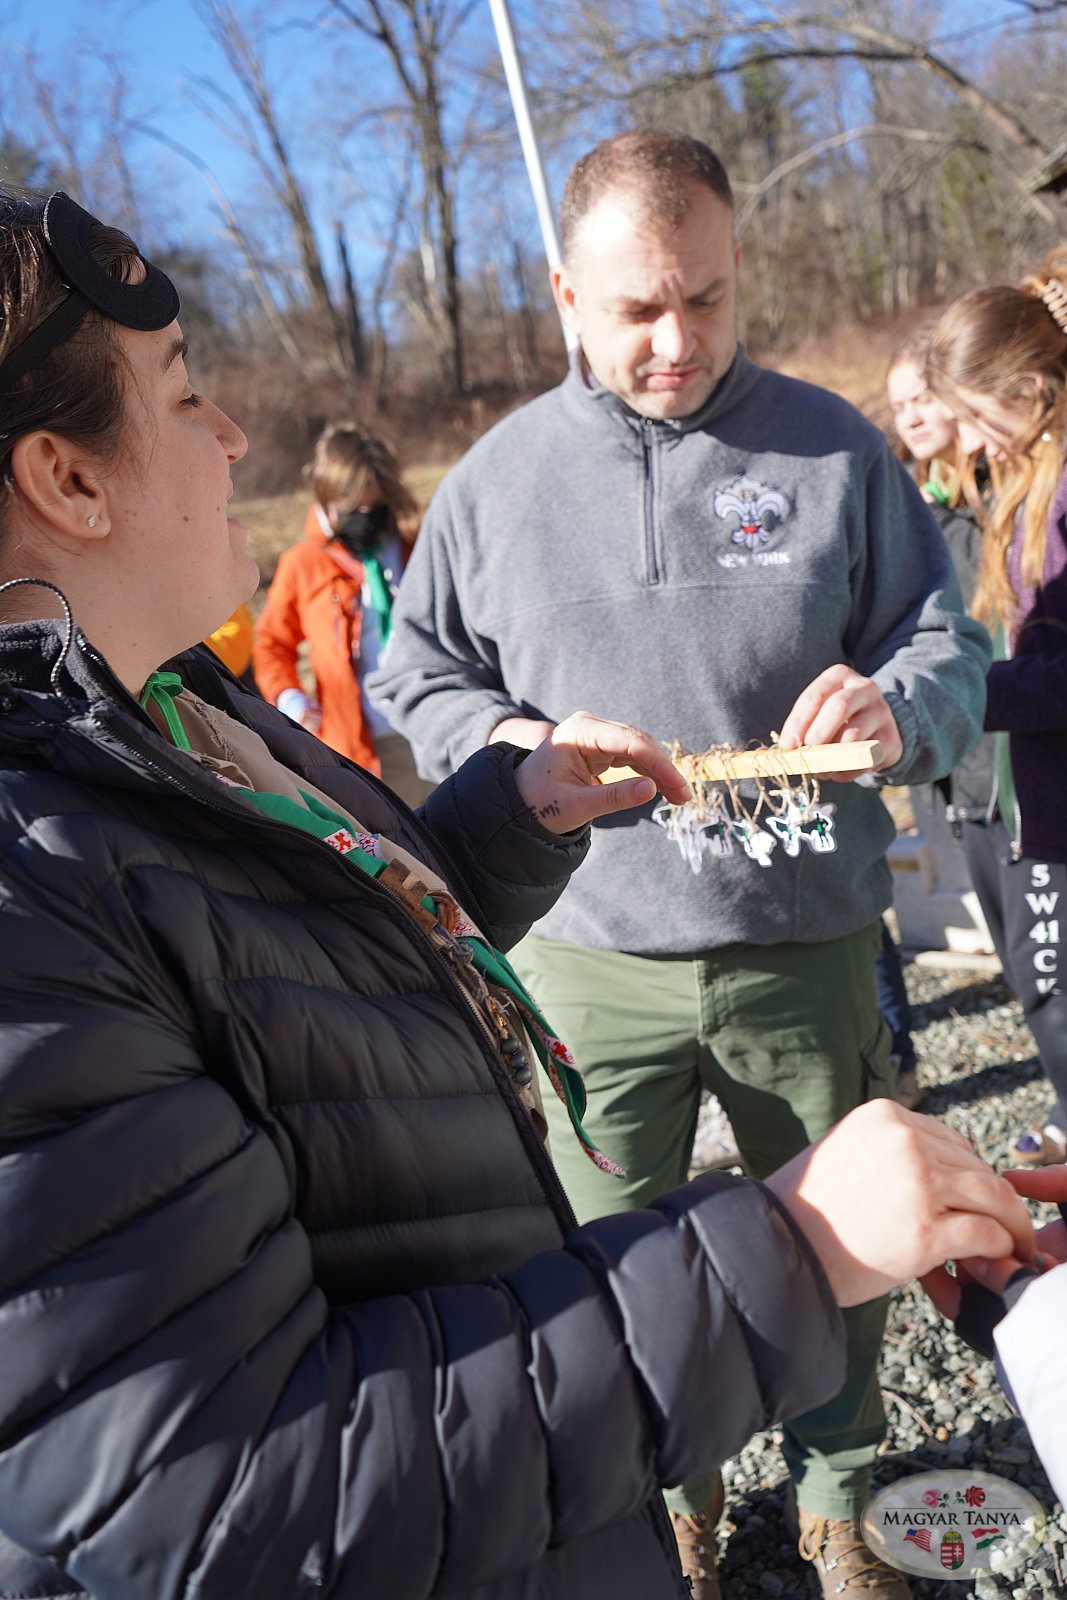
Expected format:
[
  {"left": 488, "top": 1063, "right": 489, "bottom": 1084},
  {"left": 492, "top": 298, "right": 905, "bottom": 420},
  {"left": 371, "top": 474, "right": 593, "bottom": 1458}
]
[
  {"left": 793, "top": 1502, "right": 912, "bottom": 1598},
  {"left": 669, "top": 1475, "right": 725, "bottom": 1600}
]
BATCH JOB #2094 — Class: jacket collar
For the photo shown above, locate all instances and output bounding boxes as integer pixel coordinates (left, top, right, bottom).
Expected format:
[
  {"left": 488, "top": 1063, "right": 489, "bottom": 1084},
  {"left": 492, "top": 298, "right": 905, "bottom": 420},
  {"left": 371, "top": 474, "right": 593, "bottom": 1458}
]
[
  {"left": 563, "top": 341, "right": 762, "bottom": 438},
  {"left": 0, "top": 609, "right": 312, "bottom": 847},
  {"left": 0, "top": 614, "right": 122, "bottom": 704},
  {"left": 0, "top": 611, "right": 233, "bottom": 738}
]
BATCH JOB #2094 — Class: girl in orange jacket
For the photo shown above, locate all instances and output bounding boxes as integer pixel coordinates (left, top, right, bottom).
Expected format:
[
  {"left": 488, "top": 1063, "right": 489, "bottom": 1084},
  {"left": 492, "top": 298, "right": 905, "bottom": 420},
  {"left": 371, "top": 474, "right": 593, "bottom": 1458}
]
[{"left": 253, "top": 423, "right": 432, "bottom": 804}]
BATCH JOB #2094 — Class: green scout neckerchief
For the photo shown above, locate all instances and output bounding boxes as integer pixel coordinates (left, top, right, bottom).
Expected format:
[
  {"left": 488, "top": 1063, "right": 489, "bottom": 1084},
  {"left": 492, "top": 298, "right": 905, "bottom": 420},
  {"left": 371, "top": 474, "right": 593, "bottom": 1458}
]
[
  {"left": 140, "top": 671, "right": 192, "bottom": 749},
  {"left": 139, "top": 669, "right": 621, "bottom": 1176},
  {"left": 242, "top": 786, "right": 620, "bottom": 1175},
  {"left": 922, "top": 479, "right": 953, "bottom": 508}
]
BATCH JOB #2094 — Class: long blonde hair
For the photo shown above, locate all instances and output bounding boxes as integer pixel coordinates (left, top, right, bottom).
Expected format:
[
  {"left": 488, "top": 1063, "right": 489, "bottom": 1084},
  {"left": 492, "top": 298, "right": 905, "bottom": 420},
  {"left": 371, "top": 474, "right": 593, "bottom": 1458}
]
[{"left": 926, "top": 246, "right": 1067, "bottom": 625}]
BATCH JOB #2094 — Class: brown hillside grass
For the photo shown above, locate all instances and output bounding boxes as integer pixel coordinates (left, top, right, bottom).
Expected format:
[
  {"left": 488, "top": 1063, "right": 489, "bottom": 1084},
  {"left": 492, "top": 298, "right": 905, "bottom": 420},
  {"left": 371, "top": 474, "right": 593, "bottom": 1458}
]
[{"left": 759, "top": 321, "right": 907, "bottom": 429}]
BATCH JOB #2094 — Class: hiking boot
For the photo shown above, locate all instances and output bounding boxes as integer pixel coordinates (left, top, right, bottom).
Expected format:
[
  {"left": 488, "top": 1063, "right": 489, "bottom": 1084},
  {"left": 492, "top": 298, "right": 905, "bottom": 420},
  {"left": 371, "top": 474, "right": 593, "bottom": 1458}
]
[
  {"left": 793, "top": 1503, "right": 912, "bottom": 1597},
  {"left": 670, "top": 1475, "right": 724, "bottom": 1600}
]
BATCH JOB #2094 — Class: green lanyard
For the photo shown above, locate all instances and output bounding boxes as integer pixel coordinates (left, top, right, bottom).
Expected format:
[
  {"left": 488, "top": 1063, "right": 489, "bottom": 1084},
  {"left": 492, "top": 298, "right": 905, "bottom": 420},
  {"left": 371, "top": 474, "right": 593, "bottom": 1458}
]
[
  {"left": 360, "top": 550, "right": 393, "bottom": 645},
  {"left": 140, "top": 670, "right": 191, "bottom": 749}
]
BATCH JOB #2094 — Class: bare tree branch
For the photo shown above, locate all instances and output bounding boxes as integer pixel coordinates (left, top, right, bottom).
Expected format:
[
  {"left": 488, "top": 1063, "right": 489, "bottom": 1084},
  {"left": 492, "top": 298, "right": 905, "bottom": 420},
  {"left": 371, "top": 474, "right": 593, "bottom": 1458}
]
[
  {"left": 738, "top": 14, "right": 1049, "bottom": 162},
  {"left": 735, "top": 122, "right": 1058, "bottom": 233},
  {"left": 192, "top": 0, "right": 356, "bottom": 378},
  {"left": 137, "top": 122, "right": 305, "bottom": 365},
  {"left": 326, "top": 0, "right": 466, "bottom": 390}
]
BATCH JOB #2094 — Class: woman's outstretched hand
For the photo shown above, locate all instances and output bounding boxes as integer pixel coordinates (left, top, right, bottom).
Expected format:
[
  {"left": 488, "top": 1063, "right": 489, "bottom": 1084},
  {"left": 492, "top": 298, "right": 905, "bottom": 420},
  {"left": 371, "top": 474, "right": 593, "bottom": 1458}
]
[
  {"left": 765, "top": 1100, "right": 1034, "bottom": 1307},
  {"left": 513, "top": 711, "right": 691, "bottom": 835}
]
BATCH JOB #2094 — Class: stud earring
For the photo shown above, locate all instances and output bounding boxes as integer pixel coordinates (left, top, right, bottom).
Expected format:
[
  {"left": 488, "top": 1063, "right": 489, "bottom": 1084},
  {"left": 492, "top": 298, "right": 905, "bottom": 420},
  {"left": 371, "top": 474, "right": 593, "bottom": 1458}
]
[{"left": 87, "top": 514, "right": 97, "bottom": 528}]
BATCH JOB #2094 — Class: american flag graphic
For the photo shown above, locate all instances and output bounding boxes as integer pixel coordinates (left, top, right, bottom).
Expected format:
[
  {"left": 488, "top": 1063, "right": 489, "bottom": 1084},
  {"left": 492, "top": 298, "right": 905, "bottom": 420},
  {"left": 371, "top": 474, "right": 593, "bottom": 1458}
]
[{"left": 904, "top": 1527, "right": 933, "bottom": 1552}]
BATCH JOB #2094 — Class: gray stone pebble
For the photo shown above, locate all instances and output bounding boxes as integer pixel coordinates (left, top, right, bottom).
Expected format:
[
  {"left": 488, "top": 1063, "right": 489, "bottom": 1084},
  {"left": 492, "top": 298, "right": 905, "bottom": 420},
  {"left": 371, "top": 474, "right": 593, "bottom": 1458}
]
[{"left": 700, "top": 961, "right": 1067, "bottom": 1598}]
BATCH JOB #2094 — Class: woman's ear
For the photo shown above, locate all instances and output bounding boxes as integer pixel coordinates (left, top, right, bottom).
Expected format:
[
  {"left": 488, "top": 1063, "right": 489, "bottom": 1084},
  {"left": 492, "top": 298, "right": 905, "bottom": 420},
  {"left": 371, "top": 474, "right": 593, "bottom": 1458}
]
[{"left": 8, "top": 432, "right": 109, "bottom": 540}]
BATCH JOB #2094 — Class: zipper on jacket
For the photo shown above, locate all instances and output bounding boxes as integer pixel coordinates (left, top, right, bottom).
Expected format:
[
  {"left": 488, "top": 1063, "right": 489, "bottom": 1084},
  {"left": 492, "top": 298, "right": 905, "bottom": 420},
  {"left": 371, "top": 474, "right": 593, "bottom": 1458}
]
[
  {"left": 986, "top": 769, "right": 1023, "bottom": 861},
  {"left": 426, "top": 919, "right": 518, "bottom": 1063},
  {"left": 641, "top": 420, "right": 661, "bottom": 586}
]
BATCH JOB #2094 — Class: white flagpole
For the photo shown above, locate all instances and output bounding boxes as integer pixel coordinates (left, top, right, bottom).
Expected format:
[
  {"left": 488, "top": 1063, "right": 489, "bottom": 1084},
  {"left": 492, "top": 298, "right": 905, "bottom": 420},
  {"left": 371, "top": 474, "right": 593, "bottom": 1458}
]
[{"left": 487, "top": 0, "right": 577, "bottom": 351}]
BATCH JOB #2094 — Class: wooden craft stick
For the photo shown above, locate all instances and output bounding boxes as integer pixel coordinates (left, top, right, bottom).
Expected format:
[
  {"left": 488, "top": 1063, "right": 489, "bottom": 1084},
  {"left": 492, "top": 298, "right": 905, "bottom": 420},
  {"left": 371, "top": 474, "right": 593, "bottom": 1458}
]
[{"left": 601, "top": 738, "right": 883, "bottom": 787}]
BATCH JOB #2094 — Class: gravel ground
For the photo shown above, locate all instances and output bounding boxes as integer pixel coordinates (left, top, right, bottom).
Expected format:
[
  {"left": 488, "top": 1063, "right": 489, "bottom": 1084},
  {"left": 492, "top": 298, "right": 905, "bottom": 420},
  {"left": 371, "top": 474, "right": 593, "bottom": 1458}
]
[{"left": 693, "top": 958, "right": 1067, "bottom": 1599}]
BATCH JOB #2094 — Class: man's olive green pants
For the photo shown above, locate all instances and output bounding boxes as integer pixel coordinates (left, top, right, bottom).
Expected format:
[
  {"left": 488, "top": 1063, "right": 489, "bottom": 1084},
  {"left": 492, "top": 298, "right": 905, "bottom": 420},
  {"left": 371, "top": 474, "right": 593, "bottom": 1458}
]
[{"left": 513, "top": 921, "right": 892, "bottom": 1520}]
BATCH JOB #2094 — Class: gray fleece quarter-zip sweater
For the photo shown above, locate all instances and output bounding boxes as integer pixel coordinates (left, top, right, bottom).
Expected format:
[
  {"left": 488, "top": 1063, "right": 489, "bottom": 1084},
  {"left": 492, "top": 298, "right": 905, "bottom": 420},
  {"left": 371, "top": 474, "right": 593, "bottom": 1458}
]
[{"left": 369, "top": 349, "right": 991, "bottom": 955}]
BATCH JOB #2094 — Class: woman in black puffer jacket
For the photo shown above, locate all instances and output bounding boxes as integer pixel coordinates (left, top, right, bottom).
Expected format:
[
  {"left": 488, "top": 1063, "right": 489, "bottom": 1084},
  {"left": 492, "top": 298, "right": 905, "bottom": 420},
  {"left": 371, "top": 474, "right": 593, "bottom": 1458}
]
[{"left": 0, "top": 190, "right": 1031, "bottom": 1600}]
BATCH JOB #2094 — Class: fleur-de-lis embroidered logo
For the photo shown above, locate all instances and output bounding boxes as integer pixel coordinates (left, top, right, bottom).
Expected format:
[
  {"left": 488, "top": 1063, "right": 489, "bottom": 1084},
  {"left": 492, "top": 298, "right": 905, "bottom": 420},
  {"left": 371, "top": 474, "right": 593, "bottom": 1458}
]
[{"left": 714, "top": 475, "right": 789, "bottom": 550}]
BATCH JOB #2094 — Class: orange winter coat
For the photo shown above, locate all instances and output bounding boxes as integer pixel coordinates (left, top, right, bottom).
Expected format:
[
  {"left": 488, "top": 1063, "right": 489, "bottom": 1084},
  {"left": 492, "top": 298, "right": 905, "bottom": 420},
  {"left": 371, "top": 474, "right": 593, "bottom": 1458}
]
[{"left": 253, "top": 507, "right": 408, "bottom": 772}]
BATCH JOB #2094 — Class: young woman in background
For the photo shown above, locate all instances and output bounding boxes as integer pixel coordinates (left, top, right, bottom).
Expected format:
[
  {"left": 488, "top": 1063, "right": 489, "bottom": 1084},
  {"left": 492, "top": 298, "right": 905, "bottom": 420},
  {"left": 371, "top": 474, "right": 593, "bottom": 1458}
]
[
  {"left": 927, "top": 251, "right": 1067, "bottom": 1164},
  {"left": 882, "top": 331, "right": 992, "bottom": 1111}
]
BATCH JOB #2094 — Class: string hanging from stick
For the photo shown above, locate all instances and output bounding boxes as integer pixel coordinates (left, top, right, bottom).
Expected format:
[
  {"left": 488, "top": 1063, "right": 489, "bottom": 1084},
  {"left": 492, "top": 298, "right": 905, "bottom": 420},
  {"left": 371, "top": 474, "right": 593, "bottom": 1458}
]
[{"left": 647, "top": 735, "right": 881, "bottom": 872}]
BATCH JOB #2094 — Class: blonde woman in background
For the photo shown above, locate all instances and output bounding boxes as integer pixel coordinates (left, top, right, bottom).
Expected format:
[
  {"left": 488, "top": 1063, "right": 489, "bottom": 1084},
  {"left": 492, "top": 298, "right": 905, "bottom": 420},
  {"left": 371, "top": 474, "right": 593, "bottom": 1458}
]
[
  {"left": 879, "top": 331, "right": 992, "bottom": 1112},
  {"left": 927, "top": 249, "right": 1067, "bottom": 1166},
  {"left": 887, "top": 325, "right": 961, "bottom": 503}
]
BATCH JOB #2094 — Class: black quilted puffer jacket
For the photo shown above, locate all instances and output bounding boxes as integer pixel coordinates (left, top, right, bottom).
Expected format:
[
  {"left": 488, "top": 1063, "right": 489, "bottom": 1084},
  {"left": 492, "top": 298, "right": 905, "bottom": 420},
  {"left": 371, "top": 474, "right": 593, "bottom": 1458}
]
[{"left": 0, "top": 619, "right": 846, "bottom": 1600}]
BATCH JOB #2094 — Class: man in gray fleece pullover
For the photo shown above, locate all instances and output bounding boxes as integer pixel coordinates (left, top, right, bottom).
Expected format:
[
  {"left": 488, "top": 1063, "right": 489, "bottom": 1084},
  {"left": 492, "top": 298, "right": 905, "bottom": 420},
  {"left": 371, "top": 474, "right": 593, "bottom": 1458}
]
[{"left": 369, "top": 130, "right": 989, "bottom": 1600}]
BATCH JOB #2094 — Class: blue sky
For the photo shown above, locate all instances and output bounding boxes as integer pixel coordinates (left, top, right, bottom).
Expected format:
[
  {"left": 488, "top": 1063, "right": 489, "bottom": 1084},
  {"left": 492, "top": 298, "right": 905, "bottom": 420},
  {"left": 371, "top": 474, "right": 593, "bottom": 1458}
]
[
  {"left": 7, "top": 3, "right": 537, "bottom": 243},
  {"left": 9, "top": 0, "right": 249, "bottom": 215}
]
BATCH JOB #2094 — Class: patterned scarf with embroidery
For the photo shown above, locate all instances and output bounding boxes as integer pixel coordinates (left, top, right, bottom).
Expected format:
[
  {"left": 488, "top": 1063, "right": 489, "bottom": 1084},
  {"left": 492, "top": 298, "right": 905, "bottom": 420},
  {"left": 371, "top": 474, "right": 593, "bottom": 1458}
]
[{"left": 138, "top": 670, "right": 622, "bottom": 1177}]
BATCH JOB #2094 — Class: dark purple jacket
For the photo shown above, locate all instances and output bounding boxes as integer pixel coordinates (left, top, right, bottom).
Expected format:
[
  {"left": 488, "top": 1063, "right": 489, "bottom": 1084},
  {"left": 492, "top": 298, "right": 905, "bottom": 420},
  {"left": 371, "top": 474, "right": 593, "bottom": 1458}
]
[{"left": 985, "top": 467, "right": 1067, "bottom": 861}]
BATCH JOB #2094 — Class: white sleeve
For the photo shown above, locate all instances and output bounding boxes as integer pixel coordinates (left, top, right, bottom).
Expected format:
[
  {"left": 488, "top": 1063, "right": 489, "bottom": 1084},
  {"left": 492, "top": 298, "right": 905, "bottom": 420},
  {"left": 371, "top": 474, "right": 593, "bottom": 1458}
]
[
  {"left": 994, "top": 1263, "right": 1067, "bottom": 1504},
  {"left": 276, "top": 687, "right": 312, "bottom": 721}
]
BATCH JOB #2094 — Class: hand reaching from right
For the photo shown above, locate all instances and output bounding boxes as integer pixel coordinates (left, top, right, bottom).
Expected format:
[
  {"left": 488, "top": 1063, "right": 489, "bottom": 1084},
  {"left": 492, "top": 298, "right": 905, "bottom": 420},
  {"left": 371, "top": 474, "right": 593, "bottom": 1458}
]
[
  {"left": 921, "top": 1164, "right": 1067, "bottom": 1322},
  {"left": 1002, "top": 1165, "right": 1067, "bottom": 1267},
  {"left": 765, "top": 1100, "right": 1034, "bottom": 1307}
]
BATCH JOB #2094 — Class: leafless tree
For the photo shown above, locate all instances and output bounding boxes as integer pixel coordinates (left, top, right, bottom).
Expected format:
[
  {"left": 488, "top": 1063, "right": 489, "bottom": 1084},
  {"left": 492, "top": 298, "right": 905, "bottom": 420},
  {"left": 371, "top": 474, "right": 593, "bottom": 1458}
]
[
  {"left": 325, "top": 0, "right": 477, "bottom": 391},
  {"left": 190, "top": 0, "right": 360, "bottom": 381}
]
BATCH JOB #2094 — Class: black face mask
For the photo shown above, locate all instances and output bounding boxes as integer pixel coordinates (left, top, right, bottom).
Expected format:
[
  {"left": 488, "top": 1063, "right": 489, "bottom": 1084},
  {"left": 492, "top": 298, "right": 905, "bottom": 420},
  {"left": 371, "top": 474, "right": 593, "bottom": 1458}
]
[{"left": 334, "top": 504, "right": 392, "bottom": 557}]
